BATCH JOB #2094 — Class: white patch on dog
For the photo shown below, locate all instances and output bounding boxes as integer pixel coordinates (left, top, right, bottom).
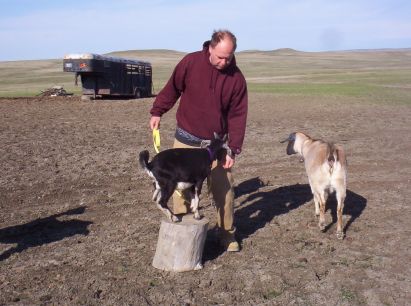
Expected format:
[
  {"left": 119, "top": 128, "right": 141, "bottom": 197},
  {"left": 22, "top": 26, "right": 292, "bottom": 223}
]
[
  {"left": 190, "top": 191, "right": 200, "bottom": 219},
  {"left": 146, "top": 170, "right": 162, "bottom": 202},
  {"left": 176, "top": 182, "right": 193, "bottom": 190}
]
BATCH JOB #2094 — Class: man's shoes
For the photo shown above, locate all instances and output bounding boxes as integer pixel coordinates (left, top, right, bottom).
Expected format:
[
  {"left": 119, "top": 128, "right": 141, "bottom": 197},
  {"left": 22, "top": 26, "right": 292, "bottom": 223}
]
[
  {"left": 225, "top": 240, "right": 240, "bottom": 252},
  {"left": 219, "top": 228, "right": 240, "bottom": 252}
]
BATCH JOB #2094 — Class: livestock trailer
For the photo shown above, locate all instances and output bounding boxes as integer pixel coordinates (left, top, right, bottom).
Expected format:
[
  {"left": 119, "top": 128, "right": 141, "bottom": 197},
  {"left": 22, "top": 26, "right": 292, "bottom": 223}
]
[{"left": 63, "top": 53, "right": 152, "bottom": 99}]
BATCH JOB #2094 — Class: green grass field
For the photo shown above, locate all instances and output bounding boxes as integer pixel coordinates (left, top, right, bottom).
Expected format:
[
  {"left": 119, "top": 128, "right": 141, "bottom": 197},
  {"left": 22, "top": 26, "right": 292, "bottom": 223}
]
[{"left": 0, "top": 48, "right": 410, "bottom": 104}]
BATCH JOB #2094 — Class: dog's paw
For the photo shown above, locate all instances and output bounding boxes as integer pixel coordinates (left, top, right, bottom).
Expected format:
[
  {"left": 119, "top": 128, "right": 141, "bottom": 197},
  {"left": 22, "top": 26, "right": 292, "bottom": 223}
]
[{"left": 336, "top": 231, "right": 345, "bottom": 240}]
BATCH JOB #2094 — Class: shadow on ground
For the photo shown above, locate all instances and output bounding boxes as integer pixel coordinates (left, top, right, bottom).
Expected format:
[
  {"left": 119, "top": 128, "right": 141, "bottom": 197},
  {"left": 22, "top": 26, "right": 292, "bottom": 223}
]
[
  {"left": 0, "top": 207, "right": 92, "bottom": 261},
  {"left": 234, "top": 178, "right": 312, "bottom": 242},
  {"left": 326, "top": 189, "right": 367, "bottom": 233},
  {"left": 233, "top": 177, "right": 367, "bottom": 241}
]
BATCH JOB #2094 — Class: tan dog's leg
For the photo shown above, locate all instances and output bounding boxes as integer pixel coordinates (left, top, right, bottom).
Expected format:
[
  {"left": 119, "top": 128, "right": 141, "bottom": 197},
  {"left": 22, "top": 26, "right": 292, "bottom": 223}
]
[
  {"left": 315, "top": 190, "right": 327, "bottom": 231},
  {"left": 336, "top": 187, "right": 346, "bottom": 239},
  {"left": 313, "top": 193, "right": 320, "bottom": 216}
]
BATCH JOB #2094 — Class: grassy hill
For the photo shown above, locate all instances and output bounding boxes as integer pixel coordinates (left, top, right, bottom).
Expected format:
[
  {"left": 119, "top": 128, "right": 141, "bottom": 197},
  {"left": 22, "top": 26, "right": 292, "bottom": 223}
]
[{"left": 0, "top": 49, "right": 410, "bottom": 103}]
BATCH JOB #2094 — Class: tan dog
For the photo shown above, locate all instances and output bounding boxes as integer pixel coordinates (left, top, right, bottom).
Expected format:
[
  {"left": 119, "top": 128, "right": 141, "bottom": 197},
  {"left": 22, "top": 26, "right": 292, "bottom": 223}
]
[{"left": 281, "top": 132, "right": 347, "bottom": 239}]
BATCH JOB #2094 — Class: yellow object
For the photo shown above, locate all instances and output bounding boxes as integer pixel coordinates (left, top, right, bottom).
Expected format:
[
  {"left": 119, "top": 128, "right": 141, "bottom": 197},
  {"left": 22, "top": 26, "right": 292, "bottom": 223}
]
[
  {"left": 174, "top": 189, "right": 191, "bottom": 204},
  {"left": 152, "top": 128, "right": 160, "bottom": 153}
]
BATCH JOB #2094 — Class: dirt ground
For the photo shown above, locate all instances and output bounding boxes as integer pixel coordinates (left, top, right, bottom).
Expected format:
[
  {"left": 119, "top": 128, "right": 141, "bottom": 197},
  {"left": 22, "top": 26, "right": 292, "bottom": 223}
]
[{"left": 0, "top": 94, "right": 410, "bottom": 305}]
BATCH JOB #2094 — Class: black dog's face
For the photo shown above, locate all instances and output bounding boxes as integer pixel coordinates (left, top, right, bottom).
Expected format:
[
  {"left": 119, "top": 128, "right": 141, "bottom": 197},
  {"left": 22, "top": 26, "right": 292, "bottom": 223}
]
[
  {"left": 280, "top": 133, "right": 297, "bottom": 155},
  {"left": 209, "top": 134, "right": 226, "bottom": 151},
  {"left": 208, "top": 133, "right": 229, "bottom": 161}
]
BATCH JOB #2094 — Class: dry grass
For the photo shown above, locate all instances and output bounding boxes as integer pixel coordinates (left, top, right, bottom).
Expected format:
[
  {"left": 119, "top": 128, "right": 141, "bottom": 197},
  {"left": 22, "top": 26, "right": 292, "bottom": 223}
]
[{"left": 0, "top": 48, "right": 410, "bottom": 103}]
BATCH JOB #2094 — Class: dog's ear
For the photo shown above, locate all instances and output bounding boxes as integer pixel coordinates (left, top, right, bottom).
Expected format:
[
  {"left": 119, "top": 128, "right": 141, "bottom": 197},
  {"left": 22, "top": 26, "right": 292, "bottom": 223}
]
[
  {"left": 280, "top": 132, "right": 296, "bottom": 143},
  {"left": 222, "top": 134, "right": 228, "bottom": 142},
  {"left": 286, "top": 133, "right": 297, "bottom": 155},
  {"left": 280, "top": 137, "right": 289, "bottom": 143},
  {"left": 213, "top": 132, "right": 220, "bottom": 140}
]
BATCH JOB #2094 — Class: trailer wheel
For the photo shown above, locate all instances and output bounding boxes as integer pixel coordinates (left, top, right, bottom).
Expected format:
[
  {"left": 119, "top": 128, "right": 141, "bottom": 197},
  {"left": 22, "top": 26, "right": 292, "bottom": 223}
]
[{"left": 134, "top": 88, "right": 141, "bottom": 99}]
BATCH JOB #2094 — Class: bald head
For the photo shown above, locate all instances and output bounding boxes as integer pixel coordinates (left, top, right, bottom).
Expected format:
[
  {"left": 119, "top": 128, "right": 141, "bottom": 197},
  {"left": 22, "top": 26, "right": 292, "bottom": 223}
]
[{"left": 209, "top": 30, "right": 237, "bottom": 70}]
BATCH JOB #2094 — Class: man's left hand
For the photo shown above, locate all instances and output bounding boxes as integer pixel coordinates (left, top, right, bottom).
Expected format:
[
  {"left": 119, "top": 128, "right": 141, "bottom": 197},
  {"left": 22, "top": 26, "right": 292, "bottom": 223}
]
[{"left": 223, "top": 154, "right": 235, "bottom": 169}]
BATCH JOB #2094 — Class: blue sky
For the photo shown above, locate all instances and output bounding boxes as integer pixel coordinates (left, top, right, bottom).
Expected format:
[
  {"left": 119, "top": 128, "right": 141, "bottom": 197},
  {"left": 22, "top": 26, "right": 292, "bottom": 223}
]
[{"left": 0, "top": 0, "right": 410, "bottom": 61}]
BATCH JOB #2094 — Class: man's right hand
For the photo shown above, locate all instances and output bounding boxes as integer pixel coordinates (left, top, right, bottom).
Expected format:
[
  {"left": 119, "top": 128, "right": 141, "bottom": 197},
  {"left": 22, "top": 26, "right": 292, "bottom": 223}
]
[{"left": 150, "top": 116, "right": 161, "bottom": 130}]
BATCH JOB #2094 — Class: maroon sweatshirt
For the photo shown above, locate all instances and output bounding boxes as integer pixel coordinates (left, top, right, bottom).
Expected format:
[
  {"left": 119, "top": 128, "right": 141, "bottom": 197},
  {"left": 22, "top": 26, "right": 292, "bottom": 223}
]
[{"left": 150, "top": 41, "right": 248, "bottom": 155}]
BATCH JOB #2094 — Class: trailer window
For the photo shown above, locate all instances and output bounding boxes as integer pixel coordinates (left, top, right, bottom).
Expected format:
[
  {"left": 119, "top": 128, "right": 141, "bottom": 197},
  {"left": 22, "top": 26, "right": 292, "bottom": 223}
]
[{"left": 138, "top": 65, "right": 145, "bottom": 74}]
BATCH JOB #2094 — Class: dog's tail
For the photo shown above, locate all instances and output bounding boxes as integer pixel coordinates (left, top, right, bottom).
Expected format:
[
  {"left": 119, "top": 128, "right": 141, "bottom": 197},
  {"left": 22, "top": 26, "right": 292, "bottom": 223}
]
[
  {"left": 327, "top": 143, "right": 336, "bottom": 166},
  {"left": 327, "top": 143, "right": 346, "bottom": 171},
  {"left": 139, "top": 150, "right": 150, "bottom": 170}
]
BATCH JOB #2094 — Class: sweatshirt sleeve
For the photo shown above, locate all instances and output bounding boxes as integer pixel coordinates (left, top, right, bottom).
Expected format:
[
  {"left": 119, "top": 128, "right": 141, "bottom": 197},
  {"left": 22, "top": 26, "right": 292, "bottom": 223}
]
[
  {"left": 227, "top": 76, "right": 248, "bottom": 155},
  {"left": 150, "top": 56, "right": 188, "bottom": 117}
]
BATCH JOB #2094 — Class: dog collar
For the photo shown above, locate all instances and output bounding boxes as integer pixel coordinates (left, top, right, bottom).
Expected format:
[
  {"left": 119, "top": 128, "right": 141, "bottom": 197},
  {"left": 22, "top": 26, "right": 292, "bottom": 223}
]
[{"left": 206, "top": 147, "right": 214, "bottom": 160}]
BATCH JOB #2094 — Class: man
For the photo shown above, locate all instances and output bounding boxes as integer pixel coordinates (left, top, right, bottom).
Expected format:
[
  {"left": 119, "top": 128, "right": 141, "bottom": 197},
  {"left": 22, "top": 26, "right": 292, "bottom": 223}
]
[{"left": 149, "top": 30, "right": 248, "bottom": 252}]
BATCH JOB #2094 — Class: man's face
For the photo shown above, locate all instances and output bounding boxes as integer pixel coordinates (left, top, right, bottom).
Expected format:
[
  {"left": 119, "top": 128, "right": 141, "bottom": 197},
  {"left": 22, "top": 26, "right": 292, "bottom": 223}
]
[{"left": 209, "top": 38, "right": 235, "bottom": 70}]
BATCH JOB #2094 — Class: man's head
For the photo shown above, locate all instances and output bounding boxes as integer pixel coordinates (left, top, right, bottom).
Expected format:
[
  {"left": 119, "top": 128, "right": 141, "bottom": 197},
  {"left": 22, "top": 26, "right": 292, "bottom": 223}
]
[{"left": 209, "top": 30, "right": 237, "bottom": 70}]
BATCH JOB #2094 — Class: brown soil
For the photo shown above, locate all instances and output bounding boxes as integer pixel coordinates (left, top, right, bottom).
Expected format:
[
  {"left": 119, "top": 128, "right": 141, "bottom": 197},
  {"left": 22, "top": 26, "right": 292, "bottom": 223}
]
[{"left": 0, "top": 95, "right": 410, "bottom": 305}]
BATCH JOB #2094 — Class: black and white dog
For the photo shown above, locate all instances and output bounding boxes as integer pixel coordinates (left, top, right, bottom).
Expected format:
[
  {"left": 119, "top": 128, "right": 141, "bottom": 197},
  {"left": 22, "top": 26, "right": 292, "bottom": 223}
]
[{"left": 139, "top": 133, "right": 227, "bottom": 222}]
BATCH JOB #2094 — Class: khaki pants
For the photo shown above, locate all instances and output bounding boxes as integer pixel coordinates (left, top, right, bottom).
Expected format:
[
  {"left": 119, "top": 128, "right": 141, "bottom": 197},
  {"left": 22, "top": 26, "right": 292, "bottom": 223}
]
[{"left": 172, "top": 139, "right": 235, "bottom": 232}]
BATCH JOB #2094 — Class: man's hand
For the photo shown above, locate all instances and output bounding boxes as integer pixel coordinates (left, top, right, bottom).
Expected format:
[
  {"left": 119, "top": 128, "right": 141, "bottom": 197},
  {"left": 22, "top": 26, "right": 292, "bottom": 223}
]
[
  {"left": 223, "top": 154, "right": 235, "bottom": 169},
  {"left": 150, "top": 116, "right": 161, "bottom": 130}
]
